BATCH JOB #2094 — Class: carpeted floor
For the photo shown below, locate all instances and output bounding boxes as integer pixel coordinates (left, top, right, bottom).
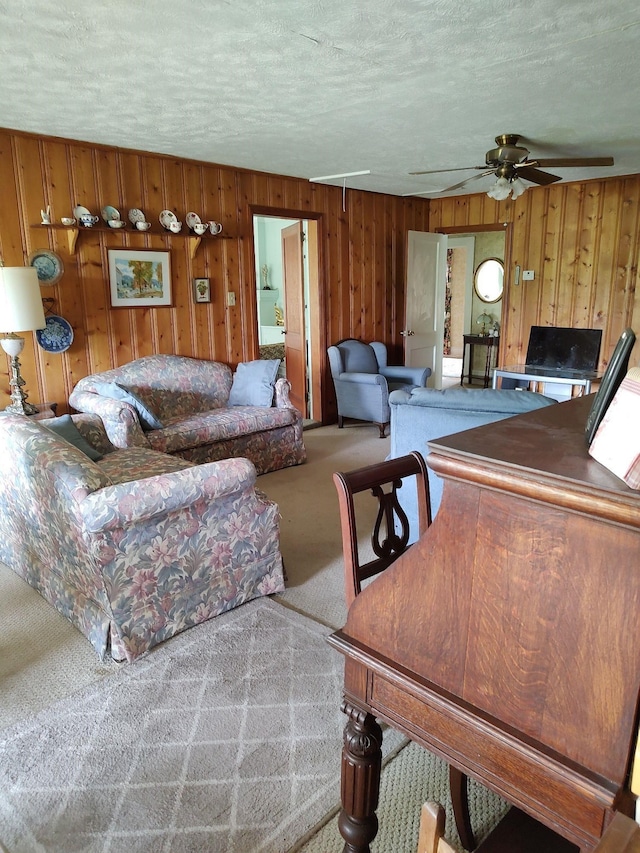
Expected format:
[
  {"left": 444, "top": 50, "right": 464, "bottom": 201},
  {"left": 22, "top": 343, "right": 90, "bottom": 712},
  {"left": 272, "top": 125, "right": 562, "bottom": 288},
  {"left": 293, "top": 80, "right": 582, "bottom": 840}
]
[
  {"left": 0, "top": 422, "right": 506, "bottom": 852},
  {"left": 0, "top": 599, "right": 404, "bottom": 853}
]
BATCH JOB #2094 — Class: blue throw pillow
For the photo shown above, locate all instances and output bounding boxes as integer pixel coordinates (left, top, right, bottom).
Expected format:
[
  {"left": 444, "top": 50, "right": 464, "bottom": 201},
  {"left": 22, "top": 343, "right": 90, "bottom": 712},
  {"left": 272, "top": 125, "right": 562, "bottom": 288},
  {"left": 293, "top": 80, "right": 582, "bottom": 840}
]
[
  {"left": 228, "top": 359, "right": 280, "bottom": 407},
  {"left": 92, "top": 381, "right": 164, "bottom": 430},
  {"left": 41, "top": 415, "right": 103, "bottom": 461}
]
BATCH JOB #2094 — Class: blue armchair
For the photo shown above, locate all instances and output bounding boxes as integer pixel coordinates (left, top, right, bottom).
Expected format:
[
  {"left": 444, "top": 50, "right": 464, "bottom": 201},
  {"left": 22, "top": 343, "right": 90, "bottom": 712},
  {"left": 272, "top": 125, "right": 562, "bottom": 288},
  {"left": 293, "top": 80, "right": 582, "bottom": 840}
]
[{"left": 327, "top": 339, "right": 431, "bottom": 438}]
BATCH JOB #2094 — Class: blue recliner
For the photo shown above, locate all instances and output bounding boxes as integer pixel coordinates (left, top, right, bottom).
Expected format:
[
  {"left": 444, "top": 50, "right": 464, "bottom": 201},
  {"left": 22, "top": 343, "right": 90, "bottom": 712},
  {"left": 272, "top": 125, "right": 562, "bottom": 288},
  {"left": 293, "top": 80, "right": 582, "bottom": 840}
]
[{"left": 327, "top": 339, "right": 431, "bottom": 438}]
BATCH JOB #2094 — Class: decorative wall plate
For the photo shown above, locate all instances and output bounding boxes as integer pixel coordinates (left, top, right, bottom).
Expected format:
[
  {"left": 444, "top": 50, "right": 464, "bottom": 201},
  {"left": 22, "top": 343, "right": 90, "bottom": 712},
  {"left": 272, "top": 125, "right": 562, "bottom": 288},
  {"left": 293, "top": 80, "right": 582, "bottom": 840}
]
[
  {"left": 101, "top": 205, "right": 120, "bottom": 223},
  {"left": 73, "top": 205, "right": 91, "bottom": 219},
  {"left": 128, "top": 208, "right": 146, "bottom": 224},
  {"left": 35, "top": 315, "right": 74, "bottom": 353},
  {"left": 186, "top": 212, "right": 201, "bottom": 229},
  {"left": 159, "top": 209, "right": 178, "bottom": 229},
  {"left": 28, "top": 249, "right": 64, "bottom": 286}
]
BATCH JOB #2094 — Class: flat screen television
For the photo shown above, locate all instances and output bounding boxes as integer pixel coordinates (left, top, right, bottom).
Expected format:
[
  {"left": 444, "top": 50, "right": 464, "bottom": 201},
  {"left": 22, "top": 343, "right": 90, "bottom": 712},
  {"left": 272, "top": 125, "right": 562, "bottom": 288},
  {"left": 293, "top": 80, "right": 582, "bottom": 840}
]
[{"left": 525, "top": 326, "right": 602, "bottom": 372}]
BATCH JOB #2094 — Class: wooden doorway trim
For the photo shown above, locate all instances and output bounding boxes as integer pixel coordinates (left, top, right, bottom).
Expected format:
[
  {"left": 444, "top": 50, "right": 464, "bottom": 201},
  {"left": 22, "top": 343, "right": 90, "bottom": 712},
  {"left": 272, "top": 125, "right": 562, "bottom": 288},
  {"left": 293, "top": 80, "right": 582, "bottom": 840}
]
[{"left": 250, "top": 205, "right": 326, "bottom": 423}]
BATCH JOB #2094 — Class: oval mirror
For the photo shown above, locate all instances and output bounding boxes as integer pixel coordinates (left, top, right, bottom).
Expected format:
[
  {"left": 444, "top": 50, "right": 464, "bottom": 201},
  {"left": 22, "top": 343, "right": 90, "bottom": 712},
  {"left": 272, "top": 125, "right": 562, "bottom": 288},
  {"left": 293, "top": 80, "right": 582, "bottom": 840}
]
[{"left": 474, "top": 258, "right": 504, "bottom": 303}]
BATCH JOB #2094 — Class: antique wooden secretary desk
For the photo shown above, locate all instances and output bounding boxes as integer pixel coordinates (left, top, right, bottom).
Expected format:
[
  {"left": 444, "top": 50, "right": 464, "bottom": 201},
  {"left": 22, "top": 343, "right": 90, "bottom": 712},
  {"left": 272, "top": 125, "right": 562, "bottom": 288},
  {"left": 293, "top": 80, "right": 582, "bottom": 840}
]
[{"left": 328, "top": 396, "right": 640, "bottom": 852}]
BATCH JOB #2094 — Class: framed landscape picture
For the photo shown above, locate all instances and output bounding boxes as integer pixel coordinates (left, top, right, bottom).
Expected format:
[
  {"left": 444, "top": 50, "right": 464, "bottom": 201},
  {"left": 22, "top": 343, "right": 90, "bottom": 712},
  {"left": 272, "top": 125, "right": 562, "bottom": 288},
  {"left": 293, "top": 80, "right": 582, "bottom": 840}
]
[{"left": 108, "top": 249, "right": 172, "bottom": 307}]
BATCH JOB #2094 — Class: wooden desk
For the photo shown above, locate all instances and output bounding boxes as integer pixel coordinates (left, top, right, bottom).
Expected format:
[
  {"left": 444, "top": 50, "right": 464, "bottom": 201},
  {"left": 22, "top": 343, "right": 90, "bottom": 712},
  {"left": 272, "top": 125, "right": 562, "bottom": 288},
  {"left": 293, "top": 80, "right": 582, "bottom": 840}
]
[
  {"left": 461, "top": 335, "right": 499, "bottom": 388},
  {"left": 328, "top": 397, "right": 640, "bottom": 853}
]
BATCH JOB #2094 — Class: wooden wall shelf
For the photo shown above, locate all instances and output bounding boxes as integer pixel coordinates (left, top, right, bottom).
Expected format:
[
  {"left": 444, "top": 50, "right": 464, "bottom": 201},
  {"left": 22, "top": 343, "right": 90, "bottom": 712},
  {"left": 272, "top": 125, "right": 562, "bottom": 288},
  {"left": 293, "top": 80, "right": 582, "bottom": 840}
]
[{"left": 31, "top": 223, "right": 230, "bottom": 258}]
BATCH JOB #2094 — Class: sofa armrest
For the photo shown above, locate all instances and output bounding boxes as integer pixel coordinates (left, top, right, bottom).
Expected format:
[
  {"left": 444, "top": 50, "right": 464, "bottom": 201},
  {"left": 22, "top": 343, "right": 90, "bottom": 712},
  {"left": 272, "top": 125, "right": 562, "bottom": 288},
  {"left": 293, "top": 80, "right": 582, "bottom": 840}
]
[
  {"left": 380, "top": 365, "right": 431, "bottom": 387},
  {"left": 69, "top": 389, "right": 149, "bottom": 449},
  {"left": 79, "top": 457, "right": 257, "bottom": 531}
]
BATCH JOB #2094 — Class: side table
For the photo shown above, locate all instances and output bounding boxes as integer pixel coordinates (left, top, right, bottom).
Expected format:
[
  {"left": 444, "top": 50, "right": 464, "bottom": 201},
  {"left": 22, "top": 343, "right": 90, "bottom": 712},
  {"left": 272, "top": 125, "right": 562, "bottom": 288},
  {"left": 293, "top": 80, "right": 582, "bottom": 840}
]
[
  {"left": 461, "top": 334, "right": 499, "bottom": 388},
  {"left": 27, "top": 402, "right": 58, "bottom": 421}
]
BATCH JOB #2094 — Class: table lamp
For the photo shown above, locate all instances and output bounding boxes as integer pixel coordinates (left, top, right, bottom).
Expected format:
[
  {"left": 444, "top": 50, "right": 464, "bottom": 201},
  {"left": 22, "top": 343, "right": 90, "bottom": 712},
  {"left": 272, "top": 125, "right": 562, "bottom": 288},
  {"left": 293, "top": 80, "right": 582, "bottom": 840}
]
[
  {"left": 476, "top": 312, "right": 493, "bottom": 336},
  {"left": 0, "top": 266, "right": 46, "bottom": 415}
]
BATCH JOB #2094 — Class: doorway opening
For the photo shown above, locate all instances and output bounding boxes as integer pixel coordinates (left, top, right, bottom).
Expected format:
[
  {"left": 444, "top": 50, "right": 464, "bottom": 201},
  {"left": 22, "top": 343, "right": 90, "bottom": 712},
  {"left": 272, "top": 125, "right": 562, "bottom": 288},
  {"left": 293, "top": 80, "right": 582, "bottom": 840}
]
[
  {"left": 252, "top": 213, "right": 322, "bottom": 424},
  {"left": 443, "top": 230, "right": 506, "bottom": 387}
]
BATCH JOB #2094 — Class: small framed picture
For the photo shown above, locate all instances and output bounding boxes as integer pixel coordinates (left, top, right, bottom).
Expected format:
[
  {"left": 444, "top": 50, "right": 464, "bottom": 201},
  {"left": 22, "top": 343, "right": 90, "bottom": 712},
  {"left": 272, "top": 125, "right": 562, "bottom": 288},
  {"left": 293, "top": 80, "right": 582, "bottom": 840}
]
[
  {"left": 108, "top": 249, "right": 172, "bottom": 307},
  {"left": 193, "top": 277, "right": 211, "bottom": 303}
]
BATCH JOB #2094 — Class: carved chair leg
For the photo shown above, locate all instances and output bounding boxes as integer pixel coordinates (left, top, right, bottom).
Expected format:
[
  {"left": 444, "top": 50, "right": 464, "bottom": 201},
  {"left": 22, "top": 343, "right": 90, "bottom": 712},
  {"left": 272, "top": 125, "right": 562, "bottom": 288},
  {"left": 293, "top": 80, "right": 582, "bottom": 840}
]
[
  {"left": 338, "top": 702, "right": 383, "bottom": 853},
  {"left": 449, "top": 766, "right": 475, "bottom": 851}
]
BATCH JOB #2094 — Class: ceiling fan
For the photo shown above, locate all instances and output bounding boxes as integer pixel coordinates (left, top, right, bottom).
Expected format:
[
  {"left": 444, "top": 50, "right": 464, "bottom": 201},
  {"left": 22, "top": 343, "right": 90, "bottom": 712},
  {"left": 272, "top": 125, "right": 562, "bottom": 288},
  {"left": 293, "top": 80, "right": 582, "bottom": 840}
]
[{"left": 408, "top": 134, "right": 614, "bottom": 196}]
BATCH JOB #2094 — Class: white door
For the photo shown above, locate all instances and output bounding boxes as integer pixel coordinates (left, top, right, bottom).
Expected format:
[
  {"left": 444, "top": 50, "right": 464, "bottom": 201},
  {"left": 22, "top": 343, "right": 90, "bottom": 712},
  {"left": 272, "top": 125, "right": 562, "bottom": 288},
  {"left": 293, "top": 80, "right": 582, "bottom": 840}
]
[{"left": 404, "top": 231, "right": 448, "bottom": 389}]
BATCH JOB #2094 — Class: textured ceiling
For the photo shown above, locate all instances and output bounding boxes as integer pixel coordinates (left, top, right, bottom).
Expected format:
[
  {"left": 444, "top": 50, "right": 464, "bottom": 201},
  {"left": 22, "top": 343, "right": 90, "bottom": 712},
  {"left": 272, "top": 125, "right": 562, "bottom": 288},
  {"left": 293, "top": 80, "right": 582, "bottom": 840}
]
[{"left": 1, "top": 0, "right": 639, "bottom": 197}]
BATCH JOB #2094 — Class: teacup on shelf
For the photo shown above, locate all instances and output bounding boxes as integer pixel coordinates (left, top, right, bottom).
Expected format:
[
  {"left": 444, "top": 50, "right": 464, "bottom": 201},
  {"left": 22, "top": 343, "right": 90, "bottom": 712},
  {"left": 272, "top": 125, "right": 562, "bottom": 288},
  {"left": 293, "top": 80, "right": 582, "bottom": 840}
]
[
  {"left": 79, "top": 214, "right": 99, "bottom": 227},
  {"left": 168, "top": 221, "right": 182, "bottom": 233},
  {"left": 60, "top": 217, "right": 76, "bottom": 226},
  {"left": 192, "top": 222, "right": 208, "bottom": 235},
  {"left": 208, "top": 221, "right": 223, "bottom": 235},
  {"left": 136, "top": 221, "right": 152, "bottom": 231},
  {"left": 108, "top": 220, "right": 126, "bottom": 229}
]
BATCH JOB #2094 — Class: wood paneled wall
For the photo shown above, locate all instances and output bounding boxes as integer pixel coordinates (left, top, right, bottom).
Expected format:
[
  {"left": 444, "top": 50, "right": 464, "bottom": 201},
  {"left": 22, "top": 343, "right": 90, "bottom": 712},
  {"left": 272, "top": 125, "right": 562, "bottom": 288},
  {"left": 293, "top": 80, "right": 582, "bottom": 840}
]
[
  {"left": 1, "top": 127, "right": 639, "bottom": 419},
  {"left": 0, "top": 129, "right": 428, "bottom": 417},
  {"left": 429, "top": 179, "right": 640, "bottom": 371}
]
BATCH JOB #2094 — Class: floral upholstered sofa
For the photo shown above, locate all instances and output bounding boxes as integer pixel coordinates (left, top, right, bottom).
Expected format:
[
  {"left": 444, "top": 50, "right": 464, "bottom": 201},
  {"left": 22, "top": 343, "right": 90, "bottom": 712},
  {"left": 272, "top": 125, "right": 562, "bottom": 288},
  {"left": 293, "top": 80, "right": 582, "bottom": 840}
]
[
  {"left": 0, "top": 412, "right": 285, "bottom": 662},
  {"left": 68, "top": 354, "right": 306, "bottom": 475}
]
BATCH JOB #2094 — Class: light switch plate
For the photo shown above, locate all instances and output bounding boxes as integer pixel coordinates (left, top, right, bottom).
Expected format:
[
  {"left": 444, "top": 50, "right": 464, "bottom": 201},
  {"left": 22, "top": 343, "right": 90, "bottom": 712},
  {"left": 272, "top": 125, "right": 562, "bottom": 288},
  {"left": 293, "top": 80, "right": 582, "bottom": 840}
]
[
  {"left": 522, "top": 270, "right": 535, "bottom": 280},
  {"left": 227, "top": 291, "right": 236, "bottom": 306}
]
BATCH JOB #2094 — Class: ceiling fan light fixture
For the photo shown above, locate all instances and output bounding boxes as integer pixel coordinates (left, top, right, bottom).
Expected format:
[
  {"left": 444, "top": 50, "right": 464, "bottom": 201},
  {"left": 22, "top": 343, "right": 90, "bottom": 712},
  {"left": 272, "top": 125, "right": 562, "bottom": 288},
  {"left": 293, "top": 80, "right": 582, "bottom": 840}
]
[
  {"left": 487, "top": 175, "right": 526, "bottom": 201},
  {"left": 487, "top": 176, "right": 511, "bottom": 200},
  {"left": 510, "top": 176, "right": 526, "bottom": 199}
]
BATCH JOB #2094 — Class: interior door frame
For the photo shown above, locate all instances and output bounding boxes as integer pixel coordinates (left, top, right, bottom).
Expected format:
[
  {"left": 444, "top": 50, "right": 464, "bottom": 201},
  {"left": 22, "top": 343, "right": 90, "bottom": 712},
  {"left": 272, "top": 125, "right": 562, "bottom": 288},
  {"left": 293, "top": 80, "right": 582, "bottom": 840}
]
[
  {"left": 435, "top": 223, "right": 512, "bottom": 368},
  {"left": 250, "top": 204, "right": 326, "bottom": 422}
]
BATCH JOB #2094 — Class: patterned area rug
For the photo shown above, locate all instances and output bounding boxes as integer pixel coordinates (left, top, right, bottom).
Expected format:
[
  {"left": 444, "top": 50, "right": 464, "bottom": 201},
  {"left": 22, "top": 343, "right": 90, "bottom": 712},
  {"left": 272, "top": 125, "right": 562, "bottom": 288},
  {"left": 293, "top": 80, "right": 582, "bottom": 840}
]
[{"left": 0, "top": 599, "right": 404, "bottom": 853}]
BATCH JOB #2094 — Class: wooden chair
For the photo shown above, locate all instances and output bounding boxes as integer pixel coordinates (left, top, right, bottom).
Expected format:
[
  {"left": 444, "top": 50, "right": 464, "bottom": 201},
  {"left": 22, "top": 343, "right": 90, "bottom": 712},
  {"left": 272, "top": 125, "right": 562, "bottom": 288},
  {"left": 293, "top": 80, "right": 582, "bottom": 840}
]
[
  {"left": 417, "top": 802, "right": 457, "bottom": 853},
  {"left": 593, "top": 813, "right": 640, "bottom": 852},
  {"left": 333, "top": 453, "right": 475, "bottom": 850},
  {"left": 333, "top": 451, "right": 432, "bottom": 608}
]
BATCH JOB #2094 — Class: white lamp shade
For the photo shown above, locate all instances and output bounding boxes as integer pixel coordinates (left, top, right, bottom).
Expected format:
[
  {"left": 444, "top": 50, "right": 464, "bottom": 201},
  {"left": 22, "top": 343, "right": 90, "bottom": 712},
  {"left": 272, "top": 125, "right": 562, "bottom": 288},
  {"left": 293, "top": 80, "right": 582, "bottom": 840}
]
[{"left": 0, "top": 267, "right": 46, "bottom": 333}]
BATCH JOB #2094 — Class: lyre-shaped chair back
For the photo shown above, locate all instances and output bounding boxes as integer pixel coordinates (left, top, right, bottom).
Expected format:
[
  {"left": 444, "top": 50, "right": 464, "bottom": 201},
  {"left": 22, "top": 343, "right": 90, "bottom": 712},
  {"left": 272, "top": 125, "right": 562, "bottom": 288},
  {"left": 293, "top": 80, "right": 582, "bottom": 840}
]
[{"left": 333, "top": 451, "right": 431, "bottom": 608}]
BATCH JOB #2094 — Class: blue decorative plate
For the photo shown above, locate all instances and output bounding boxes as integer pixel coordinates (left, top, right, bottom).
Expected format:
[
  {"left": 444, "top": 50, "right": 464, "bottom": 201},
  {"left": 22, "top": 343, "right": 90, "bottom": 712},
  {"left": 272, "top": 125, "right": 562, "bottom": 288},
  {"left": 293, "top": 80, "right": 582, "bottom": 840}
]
[
  {"left": 36, "top": 315, "right": 74, "bottom": 353},
  {"left": 28, "top": 249, "right": 64, "bottom": 286}
]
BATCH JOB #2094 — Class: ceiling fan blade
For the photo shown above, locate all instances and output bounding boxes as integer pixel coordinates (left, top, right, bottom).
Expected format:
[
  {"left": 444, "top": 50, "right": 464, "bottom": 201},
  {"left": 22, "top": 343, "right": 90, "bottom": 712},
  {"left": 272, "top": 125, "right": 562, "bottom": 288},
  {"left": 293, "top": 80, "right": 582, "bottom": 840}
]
[
  {"left": 531, "top": 156, "right": 614, "bottom": 168},
  {"left": 515, "top": 166, "right": 562, "bottom": 185},
  {"left": 409, "top": 166, "right": 484, "bottom": 176},
  {"left": 442, "top": 170, "right": 494, "bottom": 192}
]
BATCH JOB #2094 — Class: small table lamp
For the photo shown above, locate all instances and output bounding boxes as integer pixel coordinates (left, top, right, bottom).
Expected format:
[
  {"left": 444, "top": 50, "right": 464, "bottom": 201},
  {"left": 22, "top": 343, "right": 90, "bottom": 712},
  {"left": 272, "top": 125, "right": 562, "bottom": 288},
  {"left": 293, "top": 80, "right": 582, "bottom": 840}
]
[
  {"left": 476, "top": 312, "right": 493, "bottom": 336},
  {"left": 0, "top": 266, "right": 46, "bottom": 415}
]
